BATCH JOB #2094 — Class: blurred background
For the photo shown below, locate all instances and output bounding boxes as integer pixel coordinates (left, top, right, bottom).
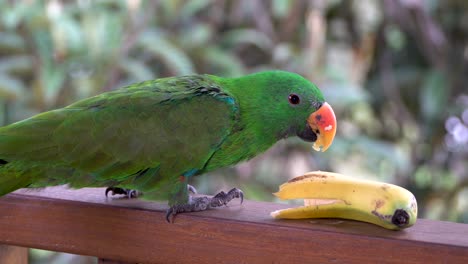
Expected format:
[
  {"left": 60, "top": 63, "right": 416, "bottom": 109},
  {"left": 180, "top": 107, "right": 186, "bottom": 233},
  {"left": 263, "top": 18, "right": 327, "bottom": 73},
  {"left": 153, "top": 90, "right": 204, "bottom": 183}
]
[{"left": 0, "top": 0, "right": 467, "bottom": 263}]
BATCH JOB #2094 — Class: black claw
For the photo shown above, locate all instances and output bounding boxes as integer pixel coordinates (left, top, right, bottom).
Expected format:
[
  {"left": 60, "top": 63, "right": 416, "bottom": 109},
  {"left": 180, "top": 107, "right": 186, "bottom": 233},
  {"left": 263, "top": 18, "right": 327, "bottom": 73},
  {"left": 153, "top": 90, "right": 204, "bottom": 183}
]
[
  {"left": 128, "top": 190, "right": 139, "bottom": 198},
  {"left": 227, "top": 188, "right": 243, "bottom": 204},
  {"left": 187, "top": 184, "right": 197, "bottom": 194},
  {"left": 105, "top": 187, "right": 113, "bottom": 197},
  {"left": 105, "top": 187, "right": 140, "bottom": 198}
]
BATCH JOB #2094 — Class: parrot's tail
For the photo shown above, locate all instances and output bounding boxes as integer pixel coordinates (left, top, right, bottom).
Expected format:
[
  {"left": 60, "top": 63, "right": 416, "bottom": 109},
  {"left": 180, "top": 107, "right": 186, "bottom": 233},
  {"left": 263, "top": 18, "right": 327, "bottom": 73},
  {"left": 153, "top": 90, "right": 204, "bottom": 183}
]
[
  {"left": 0, "top": 161, "right": 33, "bottom": 196},
  {"left": 0, "top": 109, "right": 69, "bottom": 196}
]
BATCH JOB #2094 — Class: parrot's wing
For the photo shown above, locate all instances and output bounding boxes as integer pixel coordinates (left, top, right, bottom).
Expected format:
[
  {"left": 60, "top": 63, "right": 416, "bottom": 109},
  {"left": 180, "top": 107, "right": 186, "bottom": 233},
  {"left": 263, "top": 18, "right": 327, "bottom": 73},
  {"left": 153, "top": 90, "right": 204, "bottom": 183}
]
[{"left": 0, "top": 75, "right": 239, "bottom": 203}]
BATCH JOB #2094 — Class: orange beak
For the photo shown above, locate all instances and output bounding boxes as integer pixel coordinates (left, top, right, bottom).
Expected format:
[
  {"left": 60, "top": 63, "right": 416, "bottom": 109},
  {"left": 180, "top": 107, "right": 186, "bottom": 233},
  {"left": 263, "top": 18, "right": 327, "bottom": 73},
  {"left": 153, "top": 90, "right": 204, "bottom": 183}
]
[{"left": 307, "top": 102, "right": 336, "bottom": 152}]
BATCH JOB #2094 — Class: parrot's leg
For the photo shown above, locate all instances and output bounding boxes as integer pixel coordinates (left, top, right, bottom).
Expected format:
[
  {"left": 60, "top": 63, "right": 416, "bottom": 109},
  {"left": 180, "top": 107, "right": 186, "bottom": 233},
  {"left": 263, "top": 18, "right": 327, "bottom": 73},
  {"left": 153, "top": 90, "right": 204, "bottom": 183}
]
[
  {"left": 105, "top": 185, "right": 196, "bottom": 198},
  {"left": 105, "top": 187, "right": 141, "bottom": 198},
  {"left": 165, "top": 188, "right": 244, "bottom": 222}
]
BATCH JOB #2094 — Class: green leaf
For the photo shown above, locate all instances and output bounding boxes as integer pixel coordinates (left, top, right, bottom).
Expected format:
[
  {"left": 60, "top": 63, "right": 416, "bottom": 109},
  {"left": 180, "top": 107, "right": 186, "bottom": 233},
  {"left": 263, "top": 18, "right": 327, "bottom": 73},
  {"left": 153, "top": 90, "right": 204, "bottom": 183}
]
[
  {"left": 50, "top": 14, "right": 85, "bottom": 54},
  {"left": 179, "top": 24, "right": 213, "bottom": 48},
  {"left": 272, "top": 0, "right": 292, "bottom": 18},
  {"left": 202, "top": 48, "right": 244, "bottom": 77},
  {"left": 320, "top": 81, "right": 369, "bottom": 107},
  {"left": 1, "top": 1, "right": 38, "bottom": 29},
  {"left": 0, "top": 74, "right": 25, "bottom": 100},
  {"left": 82, "top": 10, "right": 123, "bottom": 62},
  {"left": 420, "top": 69, "right": 448, "bottom": 123},
  {"left": 0, "top": 32, "right": 25, "bottom": 53},
  {"left": 385, "top": 25, "right": 406, "bottom": 51},
  {"left": 139, "top": 30, "right": 194, "bottom": 75},
  {"left": 0, "top": 55, "right": 32, "bottom": 75},
  {"left": 222, "top": 29, "right": 273, "bottom": 51},
  {"left": 119, "top": 58, "right": 154, "bottom": 82},
  {"left": 180, "top": 0, "right": 212, "bottom": 18},
  {"left": 41, "top": 65, "right": 66, "bottom": 106},
  {"left": 31, "top": 29, "right": 67, "bottom": 106}
]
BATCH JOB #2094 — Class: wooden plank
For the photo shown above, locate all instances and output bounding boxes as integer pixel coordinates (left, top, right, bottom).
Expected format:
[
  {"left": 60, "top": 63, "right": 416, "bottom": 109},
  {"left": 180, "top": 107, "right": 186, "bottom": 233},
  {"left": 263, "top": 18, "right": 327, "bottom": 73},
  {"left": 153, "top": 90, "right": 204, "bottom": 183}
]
[
  {"left": 0, "top": 186, "right": 467, "bottom": 263},
  {"left": 0, "top": 244, "right": 28, "bottom": 264},
  {"left": 98, "top": 258, "right": 136, "bottom": 264}
]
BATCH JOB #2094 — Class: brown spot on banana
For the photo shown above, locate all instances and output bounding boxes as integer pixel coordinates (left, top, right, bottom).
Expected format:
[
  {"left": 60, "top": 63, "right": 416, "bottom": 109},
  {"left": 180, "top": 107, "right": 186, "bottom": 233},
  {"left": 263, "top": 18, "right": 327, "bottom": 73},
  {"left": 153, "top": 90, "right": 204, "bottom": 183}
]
[
  {"left": 371, "top": 210, "right": 393, "bottom": 221},
  {"left": 287, "top": 173, "right": 329, "bottom": 183},
  {"left": 375, "top": 199, "right": 385, "bottom": 209},
  {"left": 381, "top": 184, "right": 390, "bottom": 191}
]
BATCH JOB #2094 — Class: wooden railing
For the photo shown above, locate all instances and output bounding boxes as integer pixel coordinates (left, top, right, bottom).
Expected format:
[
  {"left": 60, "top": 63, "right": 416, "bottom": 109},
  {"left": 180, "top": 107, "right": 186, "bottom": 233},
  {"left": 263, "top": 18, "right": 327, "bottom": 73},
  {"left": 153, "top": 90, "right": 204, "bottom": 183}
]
[{"left": 1, "top": 186, "right": 468, "bottom": 263}]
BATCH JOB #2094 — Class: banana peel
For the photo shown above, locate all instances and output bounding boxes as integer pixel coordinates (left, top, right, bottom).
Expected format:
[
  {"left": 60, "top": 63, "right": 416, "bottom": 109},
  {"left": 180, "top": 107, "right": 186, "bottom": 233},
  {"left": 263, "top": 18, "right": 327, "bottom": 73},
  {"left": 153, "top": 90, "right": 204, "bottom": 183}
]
[{"left": 271, "top": 171, "right": 418, "bottom": 230}]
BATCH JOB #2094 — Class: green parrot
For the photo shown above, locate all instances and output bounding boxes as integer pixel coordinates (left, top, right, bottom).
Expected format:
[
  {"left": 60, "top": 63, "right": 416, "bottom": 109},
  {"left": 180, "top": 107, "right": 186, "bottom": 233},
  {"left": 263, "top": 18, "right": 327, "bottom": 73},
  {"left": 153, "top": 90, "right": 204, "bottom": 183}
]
[{"left": 0, "top": 71, "right": 336, "bottom": 221}]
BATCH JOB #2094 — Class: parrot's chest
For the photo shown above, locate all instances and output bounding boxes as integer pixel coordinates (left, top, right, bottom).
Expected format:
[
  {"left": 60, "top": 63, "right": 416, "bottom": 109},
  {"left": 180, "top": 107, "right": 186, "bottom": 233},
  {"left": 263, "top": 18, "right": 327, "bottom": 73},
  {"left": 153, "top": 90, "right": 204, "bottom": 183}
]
[{"left": 203, "top": 127, "right": 276, "bottom": 172}]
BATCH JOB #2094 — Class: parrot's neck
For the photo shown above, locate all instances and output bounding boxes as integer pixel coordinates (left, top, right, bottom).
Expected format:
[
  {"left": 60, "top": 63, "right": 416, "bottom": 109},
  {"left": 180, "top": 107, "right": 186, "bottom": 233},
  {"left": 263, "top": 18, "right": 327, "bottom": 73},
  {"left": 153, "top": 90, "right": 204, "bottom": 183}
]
[
  {"left": 203, "top": 74, "right": 293, "bottom": 172},
  {"left": 222, "top": 74, "right": 293, "bottom": 141}
]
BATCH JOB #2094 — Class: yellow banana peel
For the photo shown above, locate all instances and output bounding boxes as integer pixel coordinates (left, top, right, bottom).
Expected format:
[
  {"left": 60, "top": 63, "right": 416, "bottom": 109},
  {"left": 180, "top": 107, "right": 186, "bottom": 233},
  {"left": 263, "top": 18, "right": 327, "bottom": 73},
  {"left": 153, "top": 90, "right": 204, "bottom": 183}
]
[{"left": 271, "top": 171, "right": 418, "bottom": 230}]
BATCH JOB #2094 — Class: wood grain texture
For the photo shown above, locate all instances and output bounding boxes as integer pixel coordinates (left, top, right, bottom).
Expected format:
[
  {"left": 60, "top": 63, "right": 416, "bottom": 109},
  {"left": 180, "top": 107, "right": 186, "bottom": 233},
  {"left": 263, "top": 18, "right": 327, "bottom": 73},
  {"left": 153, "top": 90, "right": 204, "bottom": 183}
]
[
  {"left": 0, "top": 186, "right": 467, "bottom": 264},
  {"left": 0, "top": 244, "right": 28, "bottom": 264}
]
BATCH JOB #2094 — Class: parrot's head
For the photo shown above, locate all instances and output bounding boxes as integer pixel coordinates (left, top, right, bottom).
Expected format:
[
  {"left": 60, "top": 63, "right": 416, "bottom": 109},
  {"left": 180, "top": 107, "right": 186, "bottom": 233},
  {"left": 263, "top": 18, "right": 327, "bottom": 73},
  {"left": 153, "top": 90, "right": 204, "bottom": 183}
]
[{"left": 227, "top": 71, "right": 337, "bottom": 152}]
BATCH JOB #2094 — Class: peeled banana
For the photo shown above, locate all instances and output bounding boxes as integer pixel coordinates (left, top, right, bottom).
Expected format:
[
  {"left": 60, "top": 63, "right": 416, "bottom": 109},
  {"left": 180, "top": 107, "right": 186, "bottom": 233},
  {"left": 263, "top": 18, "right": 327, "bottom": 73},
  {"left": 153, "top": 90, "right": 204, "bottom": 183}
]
[{"left": 271, "top": 171, "right": 417, "bottom": 230}]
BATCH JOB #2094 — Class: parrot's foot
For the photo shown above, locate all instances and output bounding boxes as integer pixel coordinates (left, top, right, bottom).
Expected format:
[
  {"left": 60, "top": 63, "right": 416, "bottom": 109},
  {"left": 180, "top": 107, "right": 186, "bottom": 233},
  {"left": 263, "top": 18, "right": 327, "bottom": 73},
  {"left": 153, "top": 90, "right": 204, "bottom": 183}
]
[
  {"left": 166, "top": 188, "right": 244, "bottom": 223},
  {"left": 105, "top": 187, "right": 141, "bottom": 198}
]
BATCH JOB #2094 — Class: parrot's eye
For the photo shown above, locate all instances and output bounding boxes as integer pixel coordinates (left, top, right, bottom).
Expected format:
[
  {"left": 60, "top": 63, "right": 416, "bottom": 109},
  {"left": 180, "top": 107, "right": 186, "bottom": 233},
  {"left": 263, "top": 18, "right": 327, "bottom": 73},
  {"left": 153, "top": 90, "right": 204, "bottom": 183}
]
[{"left": 288, "top": 94, "right": 301, "bottom": 105}]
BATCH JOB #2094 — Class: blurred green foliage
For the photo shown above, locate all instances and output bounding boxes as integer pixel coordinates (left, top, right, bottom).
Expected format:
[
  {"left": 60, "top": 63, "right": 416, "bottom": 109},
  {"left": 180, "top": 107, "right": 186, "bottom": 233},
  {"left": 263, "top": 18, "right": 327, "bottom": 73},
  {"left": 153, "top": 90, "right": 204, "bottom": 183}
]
[{"left": 0, "top": 0, "right": 467, "bottom": 262}]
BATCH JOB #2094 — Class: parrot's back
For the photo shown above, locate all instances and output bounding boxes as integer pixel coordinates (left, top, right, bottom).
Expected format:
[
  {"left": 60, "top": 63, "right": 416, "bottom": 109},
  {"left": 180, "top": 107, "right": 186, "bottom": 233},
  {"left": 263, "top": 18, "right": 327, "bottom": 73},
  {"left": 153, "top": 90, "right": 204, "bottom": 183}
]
[{"left": 0, "top": 75, "right": 239, "bottom": 203}]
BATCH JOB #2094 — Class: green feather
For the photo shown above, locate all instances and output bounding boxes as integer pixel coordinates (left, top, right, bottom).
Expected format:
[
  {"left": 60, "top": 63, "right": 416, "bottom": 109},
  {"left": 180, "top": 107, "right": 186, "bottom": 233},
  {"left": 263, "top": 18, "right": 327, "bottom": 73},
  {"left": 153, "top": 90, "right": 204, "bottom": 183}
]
[{"left": 0, "top": 71, "right": 324, "bottom": 206}]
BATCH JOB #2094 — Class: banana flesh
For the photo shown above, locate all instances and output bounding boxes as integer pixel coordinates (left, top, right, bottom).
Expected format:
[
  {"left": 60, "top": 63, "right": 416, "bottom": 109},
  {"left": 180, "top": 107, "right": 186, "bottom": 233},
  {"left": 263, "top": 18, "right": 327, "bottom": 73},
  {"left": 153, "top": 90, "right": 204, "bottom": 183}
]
[{"left": 271, "top": 171, "right": 417, "bottom": 230}]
